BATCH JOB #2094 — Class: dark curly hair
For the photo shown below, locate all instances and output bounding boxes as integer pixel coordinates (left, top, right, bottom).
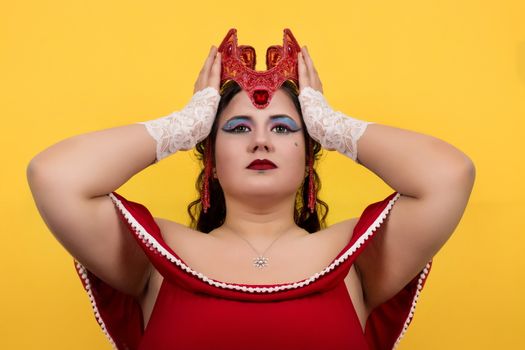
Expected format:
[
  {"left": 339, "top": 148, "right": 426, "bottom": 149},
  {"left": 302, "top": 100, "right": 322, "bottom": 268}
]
[{"left": 187, "top": 80, "right": 329, "bottom": 234}]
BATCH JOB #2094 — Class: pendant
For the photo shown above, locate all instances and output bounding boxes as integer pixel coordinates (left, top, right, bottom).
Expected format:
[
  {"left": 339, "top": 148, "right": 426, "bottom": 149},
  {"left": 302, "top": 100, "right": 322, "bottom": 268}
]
[{"left": 253, "top": 256, "right": 269, "bottom": 268}]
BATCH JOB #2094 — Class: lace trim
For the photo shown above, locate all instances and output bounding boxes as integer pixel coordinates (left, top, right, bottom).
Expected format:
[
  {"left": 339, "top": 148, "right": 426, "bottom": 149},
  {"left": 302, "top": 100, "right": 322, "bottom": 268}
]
[
  {"left": 298, "top": 87, "right": 374, "bottom": 162},
  {"left": 392, "top": 261, "right": 432, "bottom": 349},
  {"left": 74, "top": 261, "right": 118, "bottom": 349},
  {"left": 107, "top": 192, "right": 401, "bottom": 293},
  {"left": 137, "top": 86, "right": 220, "bottom": 162}
]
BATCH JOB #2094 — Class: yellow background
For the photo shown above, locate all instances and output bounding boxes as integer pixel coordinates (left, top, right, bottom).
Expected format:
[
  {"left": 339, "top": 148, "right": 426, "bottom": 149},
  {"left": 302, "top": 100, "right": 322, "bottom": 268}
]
[{"left": 2, "top": 0, "right": 524, "bottom": 348}]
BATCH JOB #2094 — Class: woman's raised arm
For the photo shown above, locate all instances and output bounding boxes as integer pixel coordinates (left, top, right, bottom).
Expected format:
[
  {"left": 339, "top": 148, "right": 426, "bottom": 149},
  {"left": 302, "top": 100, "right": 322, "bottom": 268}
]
[
  {"left": 298, "top": 46, "right": 476, "bottom": 312},
  {"left": 26, "top": 45, "right": 222, "bottom": 298},
  {"left": 27, "top": 124, "right": 158, "bottom": 297}
]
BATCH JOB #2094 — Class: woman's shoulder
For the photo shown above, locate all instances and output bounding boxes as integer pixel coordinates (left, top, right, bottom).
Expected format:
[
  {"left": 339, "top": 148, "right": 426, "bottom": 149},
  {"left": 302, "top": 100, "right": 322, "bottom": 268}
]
[
  {"left": 153, "top": 217, "right": 212, "bottom": 240},
  {"left": 148, "top": 215, "right": 361, "bottom": 287},
  {"left": 317, "top": 217, "right": 360, "bottom": 246},
  {"left": 150, "top": 216, "right": 362, "bottom": 274},
  {"left": 153, "top": 217, "right": 197, "bottom": 236},
  {"left": 153, "top": 216, "right": 360, "bottom": 245},
  {"left": 152, "top": 217, "right": 218, "bottom": 253}
]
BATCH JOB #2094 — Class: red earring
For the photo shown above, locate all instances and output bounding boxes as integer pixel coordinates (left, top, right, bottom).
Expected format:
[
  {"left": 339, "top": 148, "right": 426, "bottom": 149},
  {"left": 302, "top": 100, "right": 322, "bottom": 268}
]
[
  {"left": 201, "top": 138, "right": 212, "bottom": 213},
  {"left": 307, "top": 142, "right": 316, "bottom": 213}
]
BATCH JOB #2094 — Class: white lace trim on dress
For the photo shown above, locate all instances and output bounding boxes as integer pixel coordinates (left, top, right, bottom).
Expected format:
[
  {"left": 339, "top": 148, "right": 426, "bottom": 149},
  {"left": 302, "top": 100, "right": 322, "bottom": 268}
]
[
  {"left": 74, "top": 261, "right": 118, "bottom": 349},
  {"left": 107, "top": 192, "right": 401, "bottom": 293},
  {"left": 392, "top": 261, "right": 432, "bottom": 349}
]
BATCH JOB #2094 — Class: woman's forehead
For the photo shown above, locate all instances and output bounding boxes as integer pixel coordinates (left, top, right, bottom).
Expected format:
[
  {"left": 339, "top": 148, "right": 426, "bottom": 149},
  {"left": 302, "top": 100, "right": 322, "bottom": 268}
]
[{"left": 220, "top": 89, "right": 299, "bottom": 122}]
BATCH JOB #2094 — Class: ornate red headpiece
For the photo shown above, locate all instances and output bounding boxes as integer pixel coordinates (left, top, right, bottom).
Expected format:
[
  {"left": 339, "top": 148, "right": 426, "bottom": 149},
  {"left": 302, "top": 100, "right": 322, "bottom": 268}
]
[{"left": 217, "top": 28, "right": 301, "bottom": 109}]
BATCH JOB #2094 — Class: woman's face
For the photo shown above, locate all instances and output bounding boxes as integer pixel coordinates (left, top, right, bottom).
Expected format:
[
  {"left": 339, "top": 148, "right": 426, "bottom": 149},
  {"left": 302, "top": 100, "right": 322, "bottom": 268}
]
[{"left": 214, "top": 88, "right": 306, "bottom": 204}]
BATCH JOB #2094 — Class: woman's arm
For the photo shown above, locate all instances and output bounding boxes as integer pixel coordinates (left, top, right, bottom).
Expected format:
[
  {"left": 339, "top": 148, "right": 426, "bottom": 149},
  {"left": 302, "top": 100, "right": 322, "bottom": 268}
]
[
  {"left": 27, "top": 46, "right": 222, "bottom": 298},
  {"left": 298, "top": 46, "right": 476, "bottom": 312},
  {"left": 355, "top": 123, "right": 475, "bottom": 311},
  {"left": 27, "top": 124, "right": 158, "bottom": 297}
]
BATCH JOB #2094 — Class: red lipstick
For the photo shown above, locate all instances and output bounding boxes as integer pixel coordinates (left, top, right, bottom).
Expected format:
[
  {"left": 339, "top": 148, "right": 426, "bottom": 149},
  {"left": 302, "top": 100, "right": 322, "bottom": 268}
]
[{"left": 247, "top": 159, "right": 277, "bottom": 170}]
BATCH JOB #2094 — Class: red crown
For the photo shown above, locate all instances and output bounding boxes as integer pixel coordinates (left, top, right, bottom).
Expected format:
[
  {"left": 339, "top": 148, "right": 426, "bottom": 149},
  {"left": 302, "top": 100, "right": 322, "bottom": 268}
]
[{"left": 217, "top": 28, "right": 301, "bottom": 109}]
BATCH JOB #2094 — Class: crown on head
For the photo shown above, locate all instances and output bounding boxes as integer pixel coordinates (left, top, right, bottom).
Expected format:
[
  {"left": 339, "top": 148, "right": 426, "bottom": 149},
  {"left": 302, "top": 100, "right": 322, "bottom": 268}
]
[{"left": 217, "top": 28, "right": 301, "bottom": 109}]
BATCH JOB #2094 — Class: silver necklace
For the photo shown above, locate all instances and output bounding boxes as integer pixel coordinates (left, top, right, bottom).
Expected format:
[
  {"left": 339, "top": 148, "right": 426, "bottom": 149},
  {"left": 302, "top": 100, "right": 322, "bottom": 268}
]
[{"left": 226, "top": 229, "right": 290, "bottom": 269}]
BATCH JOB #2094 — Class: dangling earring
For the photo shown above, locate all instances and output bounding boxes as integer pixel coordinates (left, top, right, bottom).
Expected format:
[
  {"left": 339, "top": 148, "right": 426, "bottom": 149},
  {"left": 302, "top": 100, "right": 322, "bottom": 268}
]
[
  {"left": 201, "top": 137, "right": 212, "bottom": 213},
  {"left": 307, "top": 141, "right": 317, "bottom": 213}
]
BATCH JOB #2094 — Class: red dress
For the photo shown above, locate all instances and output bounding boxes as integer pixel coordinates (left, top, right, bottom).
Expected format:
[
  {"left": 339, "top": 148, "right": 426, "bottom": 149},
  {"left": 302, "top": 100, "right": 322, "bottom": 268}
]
[{"left": 74, "top": 191, "right": 432, "bottom": 350}]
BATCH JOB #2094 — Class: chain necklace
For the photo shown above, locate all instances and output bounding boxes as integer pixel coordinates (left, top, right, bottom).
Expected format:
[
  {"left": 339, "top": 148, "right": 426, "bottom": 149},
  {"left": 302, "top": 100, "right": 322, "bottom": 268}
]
[{"left": 226, "top": 228, "right": 291, "bottom": 269}]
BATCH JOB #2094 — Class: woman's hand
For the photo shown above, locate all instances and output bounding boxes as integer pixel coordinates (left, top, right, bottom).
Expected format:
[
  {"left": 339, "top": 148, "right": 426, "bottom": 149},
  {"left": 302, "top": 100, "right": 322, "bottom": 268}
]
[
  {"left": 194, "top": 45, "right": 222, "bottom": 94},
  {"left": 298, "top": 46, "right": 323, "bottom": 94},
  {"left": 297, "top": 45, "right": 335, "bottom": 150},
  {"left": 136, "top": 45, "right": 222, "bottom": 161},
  {"left": 297, "top": 46, "right": 374, "bottom": 161}
]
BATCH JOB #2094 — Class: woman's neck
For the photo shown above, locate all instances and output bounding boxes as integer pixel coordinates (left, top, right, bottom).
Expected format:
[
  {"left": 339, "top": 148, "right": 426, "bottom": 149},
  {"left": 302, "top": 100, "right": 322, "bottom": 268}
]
[{"left": 212, "top": 195, "right": 304, "bottom": 243}]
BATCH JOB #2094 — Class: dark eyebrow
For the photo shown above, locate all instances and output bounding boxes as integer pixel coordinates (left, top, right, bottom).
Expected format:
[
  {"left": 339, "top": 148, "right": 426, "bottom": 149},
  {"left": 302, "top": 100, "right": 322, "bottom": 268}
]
[{"left": 225, "top": 114, "right": 296, "bottom": 123}]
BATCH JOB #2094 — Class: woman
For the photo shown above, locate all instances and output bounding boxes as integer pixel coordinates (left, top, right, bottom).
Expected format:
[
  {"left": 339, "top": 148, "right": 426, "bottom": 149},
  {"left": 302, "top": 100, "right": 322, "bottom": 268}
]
[{"left": 27, "top": 30, "right": 475, "bottom": 349}]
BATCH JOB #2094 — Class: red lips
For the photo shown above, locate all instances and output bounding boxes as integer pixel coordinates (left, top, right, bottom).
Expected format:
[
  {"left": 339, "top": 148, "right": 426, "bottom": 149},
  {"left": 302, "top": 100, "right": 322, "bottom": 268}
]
[{"left": 247, "top": 159, "right": 277, "bottom": 170}]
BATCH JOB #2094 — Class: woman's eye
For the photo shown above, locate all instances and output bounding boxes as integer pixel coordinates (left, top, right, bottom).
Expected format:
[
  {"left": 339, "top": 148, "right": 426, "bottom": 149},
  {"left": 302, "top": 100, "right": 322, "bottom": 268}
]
[
  {"left": 231, "top": 125, "right": 250, "bottom": 133},
  {"left": 272, "top": 125, "right": 291, "bottom": 133},
  {"left": 224, "top": 124, "right": 293, "bottom": 134}
]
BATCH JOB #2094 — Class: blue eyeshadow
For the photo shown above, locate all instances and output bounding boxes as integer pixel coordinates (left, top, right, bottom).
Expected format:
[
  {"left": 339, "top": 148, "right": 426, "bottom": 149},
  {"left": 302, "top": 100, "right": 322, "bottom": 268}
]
[
  {"left": 272, "top": 116, "right": 300, "bottom": 130},
  {"left": 221, "top": 117, "right": 250, "bottom": 130}
]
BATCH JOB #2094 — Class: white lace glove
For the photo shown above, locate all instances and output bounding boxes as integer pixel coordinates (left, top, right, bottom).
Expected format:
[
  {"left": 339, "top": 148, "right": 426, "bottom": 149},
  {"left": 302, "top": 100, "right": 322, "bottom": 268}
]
[
  {"left": 137, "top": 87, "right": 221, "bottom": 163},
  {"left": 298, "top": 87, "right": 374, "bottom": 163}
]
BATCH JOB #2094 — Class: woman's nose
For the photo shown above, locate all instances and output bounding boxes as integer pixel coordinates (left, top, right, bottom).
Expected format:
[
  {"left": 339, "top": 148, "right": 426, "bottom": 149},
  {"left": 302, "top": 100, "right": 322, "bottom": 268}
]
[{"left": 248, "top": 129, "right": 274, "bottom": 153}]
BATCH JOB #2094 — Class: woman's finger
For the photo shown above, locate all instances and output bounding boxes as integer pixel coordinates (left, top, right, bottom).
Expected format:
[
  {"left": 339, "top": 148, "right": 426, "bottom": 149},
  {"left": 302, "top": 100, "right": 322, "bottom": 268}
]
[
  {"left": 297, "top": 52, "right": 309, "bottom": 92},
  {"left": 301, "top": 46, "right": 323, "bottom": 93},
  {"left": 209, "top": 52, "right": 221, "bottom": 91},
  {"left": 195, "top": 46, "right": 218, "bottom": 93},
  {"left": 302, "top": 47, "right": 316, "bottom": 78},
  {"left": 200, "top": 46, "right": 217, "bottom": 79}
]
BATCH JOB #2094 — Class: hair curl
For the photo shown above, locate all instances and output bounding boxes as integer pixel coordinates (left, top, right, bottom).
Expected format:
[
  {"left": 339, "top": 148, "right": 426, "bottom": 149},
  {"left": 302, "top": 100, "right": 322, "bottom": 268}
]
[{"left": 187, "top": 80, "right": 329, "bottom": 234}]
